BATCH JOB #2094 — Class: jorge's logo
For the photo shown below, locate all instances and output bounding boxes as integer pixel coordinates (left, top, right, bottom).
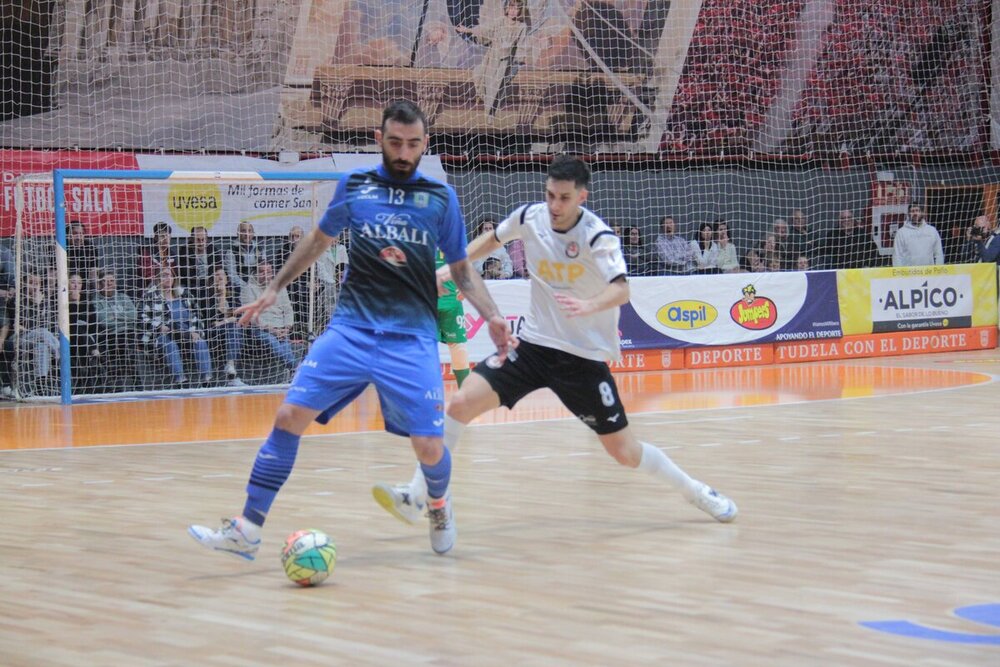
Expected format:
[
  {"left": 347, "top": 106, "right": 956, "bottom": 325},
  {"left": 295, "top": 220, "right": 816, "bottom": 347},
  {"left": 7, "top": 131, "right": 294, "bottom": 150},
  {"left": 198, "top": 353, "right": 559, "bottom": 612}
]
[
  {"left": 730, "top": 284, "right": 777, "bottom": 330},
  {"left": 656, "top": 300, "right": 717, "bottom": 329}
]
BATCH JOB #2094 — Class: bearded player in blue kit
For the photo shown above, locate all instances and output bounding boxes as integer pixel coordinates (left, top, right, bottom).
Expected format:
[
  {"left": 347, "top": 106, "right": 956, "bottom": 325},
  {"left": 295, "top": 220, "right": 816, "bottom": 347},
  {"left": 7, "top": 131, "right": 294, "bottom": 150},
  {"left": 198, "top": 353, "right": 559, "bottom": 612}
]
[{"left": 188, "top": 100, "right": 515, "bottom": 558}]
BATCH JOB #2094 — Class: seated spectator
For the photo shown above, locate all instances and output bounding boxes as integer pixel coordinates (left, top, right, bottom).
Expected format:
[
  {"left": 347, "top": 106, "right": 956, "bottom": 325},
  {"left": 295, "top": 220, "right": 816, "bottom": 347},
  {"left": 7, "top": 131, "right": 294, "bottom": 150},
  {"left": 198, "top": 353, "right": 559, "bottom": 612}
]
[
  {"left": 239, "top": 262, "right": 297, "bottom": 375},
  {"left": 507, "top": 238, "right": 527, "bottom": 277},
  {"left": 743, "top": 248, "right": 767, "bottom": 273},
  {"left": 92, "top": 270, "right": 139, "bottom": 391},
  {"left": 279, "top": 226, "right": 310, "bottom": 333},
  {"left": 482, "top": 256, "right": 505, "bottom": 280},
  {"left": 141, "top": 268, "right": 213, "bottom": 387},
  {"left": 0, "top": 244, "right": 14, "bottom": 300},
  {"left": 759, "top": 233, "right": 784, "bottom": 270},
  {"left": 770, "top": 218, "right": 792, "bottom": 268},
  {"left": 17, "top": 271, "right": 59, "bottom": 383},
  {"left": 67, "top": 273, "right": 99, "bottom": 392},
  {"left": 654, "top": 215, "right": 694, "bottom": 274},
  {"left": 714, "top": 222, "right": 740, "bottom": 273},
  {"left": 200, "top": 268, "right": 245, "bottom": 386},
  {"left": 310, "top": 232, "right": 348, "bottom": 334},
  {"left": 225, "top": 221, "right": 268, "bottom": 287},
  {"left": 794, "top": 254, "right": 811, "bottom": 271},
  {"left": 472, "top": 219, "right": 513, "bottom": 279},
  {"left": 690, "top": 222, "right": 720, "bottom": 274},
  {"left": 622, "top": 226, "right": 654, "bottom": 276},
  {"left": 139, "top": 222, "right": 180, "bottom": 289},
  {"left": 67, "top": 220, "right": 102, "bottom": 292}
]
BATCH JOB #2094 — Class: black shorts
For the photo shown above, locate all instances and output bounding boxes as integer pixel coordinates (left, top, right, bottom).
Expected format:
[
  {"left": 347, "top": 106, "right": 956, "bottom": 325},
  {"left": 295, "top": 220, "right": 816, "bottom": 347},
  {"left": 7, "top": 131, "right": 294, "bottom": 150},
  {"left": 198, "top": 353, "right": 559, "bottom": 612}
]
[{"left": 473, "top": 339, "right": 628, "bottom": 435}]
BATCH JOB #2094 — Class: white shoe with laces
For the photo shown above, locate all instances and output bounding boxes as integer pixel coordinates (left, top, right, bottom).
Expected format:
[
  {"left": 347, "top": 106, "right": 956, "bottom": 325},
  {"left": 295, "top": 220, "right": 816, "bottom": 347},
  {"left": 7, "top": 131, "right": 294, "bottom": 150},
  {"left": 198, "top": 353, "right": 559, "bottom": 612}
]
[
  {"left": 690, "top": 483, "right": 738, "bottom": 523},
  {"left": 372, "top": 482, "right": 425, "bottom": 526},
  {"left": 187, "top": 517, "right": 261, "bottom": 560},
  {"left": 426, "top": 492, "right": 456, "bottom": 555}
]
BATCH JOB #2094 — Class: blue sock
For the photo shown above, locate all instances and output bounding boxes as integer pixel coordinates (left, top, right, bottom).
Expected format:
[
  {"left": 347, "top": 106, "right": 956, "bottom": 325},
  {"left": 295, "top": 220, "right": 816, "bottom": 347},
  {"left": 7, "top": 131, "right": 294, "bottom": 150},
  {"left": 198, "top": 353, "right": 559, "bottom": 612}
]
[
  {"left": 243, "top": 428, "right": 300, "bottom": 526},
  {"left": 420, "top": 446, "right": 451, "bottom": 500}
]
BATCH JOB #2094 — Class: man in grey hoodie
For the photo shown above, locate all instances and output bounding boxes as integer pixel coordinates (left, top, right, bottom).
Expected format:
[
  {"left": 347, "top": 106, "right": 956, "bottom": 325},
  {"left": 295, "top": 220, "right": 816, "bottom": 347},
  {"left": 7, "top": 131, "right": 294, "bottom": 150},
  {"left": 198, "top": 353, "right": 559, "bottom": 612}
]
[{"left": 892, "top": 204, "right": 943, "bottom": 267}]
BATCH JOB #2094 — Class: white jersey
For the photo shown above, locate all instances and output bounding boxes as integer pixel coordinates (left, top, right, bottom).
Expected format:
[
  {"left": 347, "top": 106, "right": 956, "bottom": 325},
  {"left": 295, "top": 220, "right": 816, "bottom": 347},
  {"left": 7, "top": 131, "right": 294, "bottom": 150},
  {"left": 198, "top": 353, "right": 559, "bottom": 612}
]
[{"left": 495, "top": 203, "right": 627, "bottom": 362}]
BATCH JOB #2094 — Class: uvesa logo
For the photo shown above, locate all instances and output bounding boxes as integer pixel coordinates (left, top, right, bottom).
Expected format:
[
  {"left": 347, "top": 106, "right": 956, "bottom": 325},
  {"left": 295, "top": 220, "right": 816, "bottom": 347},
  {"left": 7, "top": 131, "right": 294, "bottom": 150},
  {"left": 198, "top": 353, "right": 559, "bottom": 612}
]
[{"left": 656, "top": 300, "right": 717, "bottom": 329}]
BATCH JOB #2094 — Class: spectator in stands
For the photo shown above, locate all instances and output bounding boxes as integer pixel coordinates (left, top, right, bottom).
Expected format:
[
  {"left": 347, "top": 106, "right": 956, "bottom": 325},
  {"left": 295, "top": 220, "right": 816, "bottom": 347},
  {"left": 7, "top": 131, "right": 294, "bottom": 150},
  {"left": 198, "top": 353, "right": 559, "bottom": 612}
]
[
  {"left": 822, "top": 209, "right": 863, "bottom": 269},
  {"left": 507, "top": 238, "right": 527, "bottom": 277},
  {"left": 178, "top": 226, "right": 221, "bottom": 311},
  {"left": 969, "top": 215, "right": 1000, "bottom": 265},
  {"left": 139, "top": 222, "right": 179, "bottom": 288},
  {"left": 0, "top": 296, "right": 11, "bottom": 398},
  {"left": 67, "top": 220, "right": 102, "bottom": 292},
  {"left": 17, "top": 271, "right": 59, "bottom": 382},
  {"left": 0, "top": 244, "right": 14, "bottom": 301},
  {"left": 239, "top": 261, "right": 297, "bottom": 374},
  {"left": 92, "top": 270, "right": 138, "bottom": 392},
  {"left": 310, "top": 232, "right": 349, "bottom": 334},
  {"left": 67, "top": 273, "right": 99, "bottom": 392},
  {"left": 225, "top": 221, "right": 267, "bottom": 287},
  {"left": 141, "top": 267, "right": 213, "bottom": 387},
  {"left": 622, "top": 226, "right": 654, "bottom": 276},
  {"left": 758, "top": 233, "right": 784, "bottom": 271},
  {"left": 795, "top": 254, "right": 811, "bottom": 271},
  {"left": 743, "top": 248, "right": 767, "bottom": 273},
  {"left": 201, "top": 268, "right": 245, "bottom": 387},
  {"left": 714, "top": 221, "right": 741, "bottom": 273},
  {"left": 472, "top": 219, "right": 513, "bottom": 279},
  {"left": 654, "top": 215, "right": 694, "bottom": 274},
  {"left": 690, "top": 222, "right": 719, "bottom": 274},
  {"left": 482, "top": 256, "right": 506, "bottom": 280},
  {"left": 278, "top": 226, "right": 310, "bottom": 334},
  {"left": 456, "top": 0, "right": 530, "bottom": 117},
  {"left": 893, "top": 203, "right": 943, "bottom": 267},
  {"left": 786, "top": 209, "right": 816, "bottom": 263},
  {"left": 771, "top": 219, "right": 792, "bottom": 267}
]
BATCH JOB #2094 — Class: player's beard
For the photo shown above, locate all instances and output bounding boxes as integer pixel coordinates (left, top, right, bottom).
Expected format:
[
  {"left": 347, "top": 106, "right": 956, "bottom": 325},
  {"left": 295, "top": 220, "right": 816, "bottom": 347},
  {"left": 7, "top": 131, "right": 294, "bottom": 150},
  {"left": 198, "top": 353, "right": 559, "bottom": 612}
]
[{"left": 383, "top": 154, "right": 420, "bottom": 181}]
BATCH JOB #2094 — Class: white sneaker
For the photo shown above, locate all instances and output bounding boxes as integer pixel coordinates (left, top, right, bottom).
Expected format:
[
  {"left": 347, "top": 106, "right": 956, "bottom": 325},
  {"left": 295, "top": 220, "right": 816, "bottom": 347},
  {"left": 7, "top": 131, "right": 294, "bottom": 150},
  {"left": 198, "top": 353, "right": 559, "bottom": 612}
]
[
  {"left": 372, "top": 482, "right": 425, "bottom": 526},
  {"left": 187, "top": 517, "right": 261, "bottom": 560},
  {"left": 426, "top": 492, "right": 456, "bottom": 555},
  {"left": 690, "top": 483, "right": 738, "bottom": 523}
]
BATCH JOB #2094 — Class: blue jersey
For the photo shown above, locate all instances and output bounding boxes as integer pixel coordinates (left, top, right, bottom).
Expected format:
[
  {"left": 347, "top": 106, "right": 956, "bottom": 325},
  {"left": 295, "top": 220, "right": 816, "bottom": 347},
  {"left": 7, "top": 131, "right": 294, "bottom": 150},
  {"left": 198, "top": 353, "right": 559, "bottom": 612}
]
[{"left": 318, "top": 164, "right": 468, "bottom": 338}]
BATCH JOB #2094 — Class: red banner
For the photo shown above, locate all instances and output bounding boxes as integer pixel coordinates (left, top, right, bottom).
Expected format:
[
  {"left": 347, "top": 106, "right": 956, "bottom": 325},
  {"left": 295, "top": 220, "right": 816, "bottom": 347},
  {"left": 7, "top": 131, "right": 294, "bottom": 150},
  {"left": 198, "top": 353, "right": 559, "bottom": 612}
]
[{"left": 1, "top": 150, "right": 142, "bottom": 236}]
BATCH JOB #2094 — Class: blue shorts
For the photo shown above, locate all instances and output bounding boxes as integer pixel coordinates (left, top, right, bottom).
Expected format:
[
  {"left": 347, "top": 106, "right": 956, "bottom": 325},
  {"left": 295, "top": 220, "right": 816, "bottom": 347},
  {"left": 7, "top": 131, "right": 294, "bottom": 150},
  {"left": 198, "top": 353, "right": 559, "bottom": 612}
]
[{"left": 285, "top": 323, "right": 445, "bottom": 438}]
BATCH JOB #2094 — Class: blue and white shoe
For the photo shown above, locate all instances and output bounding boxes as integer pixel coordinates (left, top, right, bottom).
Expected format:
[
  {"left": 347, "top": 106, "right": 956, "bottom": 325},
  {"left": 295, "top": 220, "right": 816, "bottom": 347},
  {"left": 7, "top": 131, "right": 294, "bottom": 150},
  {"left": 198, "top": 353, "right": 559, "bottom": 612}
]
[
  {"left": 188, "top": 517, "right": 261, "bottom": 561},
  {"left": 426, "top": 492, "right": 456, "bottom": 555},
  {"left": 690, "top": 483, "right": 738, "bottom": 523},
  {"left": 372, "top": 482, "right": 425, "bottom": 526}
]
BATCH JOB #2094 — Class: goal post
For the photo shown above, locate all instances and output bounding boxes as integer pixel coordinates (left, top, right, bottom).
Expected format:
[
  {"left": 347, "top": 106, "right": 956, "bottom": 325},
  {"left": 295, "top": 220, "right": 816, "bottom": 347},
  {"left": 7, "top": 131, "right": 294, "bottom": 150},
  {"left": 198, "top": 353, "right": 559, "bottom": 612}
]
[{"left": 12, "top": 169, "right": 344, "bottom": 404}]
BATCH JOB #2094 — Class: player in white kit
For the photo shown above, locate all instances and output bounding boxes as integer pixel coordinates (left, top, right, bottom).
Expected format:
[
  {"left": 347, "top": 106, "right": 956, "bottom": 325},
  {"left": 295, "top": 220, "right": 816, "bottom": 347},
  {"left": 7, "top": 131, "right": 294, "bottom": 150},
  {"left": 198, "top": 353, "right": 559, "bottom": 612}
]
[{"left": 372, "top": 155, "right": 737, "bottom": 525}]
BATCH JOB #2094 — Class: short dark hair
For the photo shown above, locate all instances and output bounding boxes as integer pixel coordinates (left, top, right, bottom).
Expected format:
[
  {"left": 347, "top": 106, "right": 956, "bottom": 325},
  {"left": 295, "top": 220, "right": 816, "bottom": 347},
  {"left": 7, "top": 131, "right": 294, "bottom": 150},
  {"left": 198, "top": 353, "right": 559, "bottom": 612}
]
[
  {"left": 547, "top": 155, "right": 590, "bottom": 188},
  {"left": 153, "top": 222, "right": 171, "bottom": 237},
  {"left": 382, "top": 100, "right": 427, "bottom": 132}
]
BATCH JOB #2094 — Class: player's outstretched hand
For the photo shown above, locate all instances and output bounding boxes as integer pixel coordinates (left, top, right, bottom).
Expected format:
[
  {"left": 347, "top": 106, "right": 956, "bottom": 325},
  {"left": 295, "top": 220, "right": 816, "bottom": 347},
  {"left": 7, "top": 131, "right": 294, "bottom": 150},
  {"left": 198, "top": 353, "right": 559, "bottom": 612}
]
[
  {"left": 486, "top": 314, "right": 518, "bottom": 363},
  {"left": 554, "top": 293, "right": 595, "bottom": 318},
  {"left": 235, "top": 289, "right": 277, "bottom": 326}
]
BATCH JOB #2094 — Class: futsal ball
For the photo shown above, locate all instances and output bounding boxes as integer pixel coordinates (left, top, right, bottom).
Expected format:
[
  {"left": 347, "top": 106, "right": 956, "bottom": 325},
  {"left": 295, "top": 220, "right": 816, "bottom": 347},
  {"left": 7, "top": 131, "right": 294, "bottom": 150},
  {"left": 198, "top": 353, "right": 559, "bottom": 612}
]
[{"left": 281, "top": 529, "right": 337, "bottom": 587}]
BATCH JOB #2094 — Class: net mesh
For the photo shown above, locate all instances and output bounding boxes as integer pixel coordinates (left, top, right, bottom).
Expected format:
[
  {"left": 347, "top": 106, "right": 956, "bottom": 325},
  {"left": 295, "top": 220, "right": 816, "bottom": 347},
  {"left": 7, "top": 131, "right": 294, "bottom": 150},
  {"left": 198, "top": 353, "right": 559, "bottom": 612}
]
[
  {"left": 7, "top": 174, "right": 342, "bottom": 399},
  {"left": 1, "top": 0, "right": 997, "bottom": 400}
]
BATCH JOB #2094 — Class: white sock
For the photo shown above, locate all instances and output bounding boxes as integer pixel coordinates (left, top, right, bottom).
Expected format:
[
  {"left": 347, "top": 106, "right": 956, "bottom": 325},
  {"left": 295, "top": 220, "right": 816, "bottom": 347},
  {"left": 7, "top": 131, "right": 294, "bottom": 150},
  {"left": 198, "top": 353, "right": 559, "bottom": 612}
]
[{"left": 637, "top": 442, "right": 700, "bottom": 500}]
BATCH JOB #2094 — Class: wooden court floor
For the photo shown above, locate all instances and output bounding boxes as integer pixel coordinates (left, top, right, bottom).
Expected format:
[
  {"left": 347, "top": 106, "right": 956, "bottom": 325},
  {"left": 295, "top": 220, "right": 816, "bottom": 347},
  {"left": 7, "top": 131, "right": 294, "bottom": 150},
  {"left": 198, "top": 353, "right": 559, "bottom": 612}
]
[{"left": 1, "top": 352, "right": 999, "bottom": 666}]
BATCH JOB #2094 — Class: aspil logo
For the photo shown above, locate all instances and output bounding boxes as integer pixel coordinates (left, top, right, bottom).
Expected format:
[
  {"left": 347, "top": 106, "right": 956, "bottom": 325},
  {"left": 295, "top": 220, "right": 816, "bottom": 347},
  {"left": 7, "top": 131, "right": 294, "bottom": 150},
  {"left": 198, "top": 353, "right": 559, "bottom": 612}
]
[
  {"left": 730, "top": 284, "right": 777, "bottom": 330},
  {"left": 656, "top": 300, "right": 717, "bottom": 329}
]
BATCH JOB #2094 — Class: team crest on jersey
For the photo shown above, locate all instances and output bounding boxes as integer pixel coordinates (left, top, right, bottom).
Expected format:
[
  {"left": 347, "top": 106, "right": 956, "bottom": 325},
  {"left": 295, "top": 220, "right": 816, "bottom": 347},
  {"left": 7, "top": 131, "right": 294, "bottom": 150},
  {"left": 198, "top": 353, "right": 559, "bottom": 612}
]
[
  {"left": 414, "top": 192, "right": 429, "bottom": 208},
  {"left": 565, "top": 241, "right": 580, "bottom": 258},
  {"left": 485, "top": 354, "right": 504, "bottom": 369},
  {"left": 379, "top": 246, "right": 408, "bottom": 267}
]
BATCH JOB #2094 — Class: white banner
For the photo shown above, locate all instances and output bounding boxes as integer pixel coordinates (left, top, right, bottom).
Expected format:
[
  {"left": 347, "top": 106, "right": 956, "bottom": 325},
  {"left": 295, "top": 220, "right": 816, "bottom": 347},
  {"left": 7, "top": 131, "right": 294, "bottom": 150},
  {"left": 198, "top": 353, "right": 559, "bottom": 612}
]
[
  {"left": 869, "top": 273, "right": 974, "bottom": 324},
  {"left": 438, "top": 279, "right": 531, "bottom": 361},
  {"left": 134, "top": 154, "right": 447, "bottom": 237}
]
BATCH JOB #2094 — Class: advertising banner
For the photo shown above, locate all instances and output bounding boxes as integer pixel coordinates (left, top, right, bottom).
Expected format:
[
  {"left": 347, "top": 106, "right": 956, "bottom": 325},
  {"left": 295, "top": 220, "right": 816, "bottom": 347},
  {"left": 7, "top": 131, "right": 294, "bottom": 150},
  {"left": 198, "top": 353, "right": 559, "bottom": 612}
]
[
  {"left": 838, "top": 263, "right": 998, "bottom": 335},
  {"left": 623, "top": 272, "right": 842, "bottom": 348},
  {"left": 1, "top": 150, "right": 141, "bottom": 236},
  {"left": 1, "top": 150, "right": 447, "bottom": 238}
]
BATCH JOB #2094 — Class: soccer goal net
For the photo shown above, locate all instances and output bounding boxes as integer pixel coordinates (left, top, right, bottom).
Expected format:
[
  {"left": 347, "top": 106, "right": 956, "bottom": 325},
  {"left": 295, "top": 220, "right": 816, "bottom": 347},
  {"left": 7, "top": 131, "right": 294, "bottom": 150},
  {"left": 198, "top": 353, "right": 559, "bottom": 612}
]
[{"left": 8, "top": 170, "right": 343, "bottom": 403}]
